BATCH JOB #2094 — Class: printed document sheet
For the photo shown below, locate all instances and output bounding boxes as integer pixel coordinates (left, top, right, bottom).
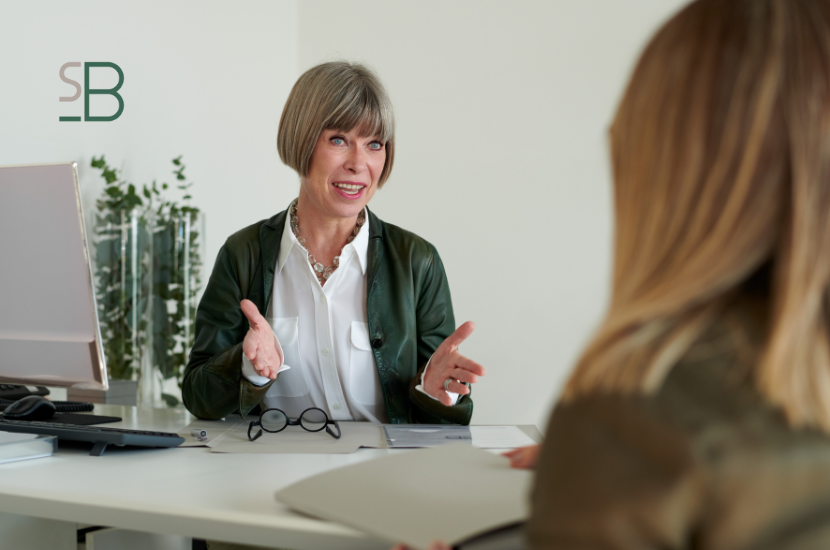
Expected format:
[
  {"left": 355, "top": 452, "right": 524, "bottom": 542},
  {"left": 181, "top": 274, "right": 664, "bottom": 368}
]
[
  {"left": 209, "top": 421, "right": 386, "bottom": 454},
  {"left": 178, "top": 420, "right": 539, "bottom": 454}
]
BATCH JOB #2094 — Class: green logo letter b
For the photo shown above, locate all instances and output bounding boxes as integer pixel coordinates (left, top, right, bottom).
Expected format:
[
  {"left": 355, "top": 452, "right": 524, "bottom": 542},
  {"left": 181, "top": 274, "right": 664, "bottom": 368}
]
[{"left": 85, "top": 62, "right": 124, "bottom": 122}]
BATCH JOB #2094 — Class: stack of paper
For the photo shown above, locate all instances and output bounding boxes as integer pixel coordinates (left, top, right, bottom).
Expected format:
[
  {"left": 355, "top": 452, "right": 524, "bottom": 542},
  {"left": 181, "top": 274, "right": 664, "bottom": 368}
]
[
  {"left": 0, "top": 431, "right": 56, "bottom": 464},
  {"left": 178, "top": 419, "right": 540, "bottom": 455},
  {"left": 179, "top": 419, "right": 387, "bottom": 453}
]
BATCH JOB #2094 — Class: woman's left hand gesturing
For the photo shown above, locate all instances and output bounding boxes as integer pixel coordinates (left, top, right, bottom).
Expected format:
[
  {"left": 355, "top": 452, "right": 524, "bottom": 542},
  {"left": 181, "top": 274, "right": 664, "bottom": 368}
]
[{"left": 423, "top": 321, "right": 486, "bottom": 406}]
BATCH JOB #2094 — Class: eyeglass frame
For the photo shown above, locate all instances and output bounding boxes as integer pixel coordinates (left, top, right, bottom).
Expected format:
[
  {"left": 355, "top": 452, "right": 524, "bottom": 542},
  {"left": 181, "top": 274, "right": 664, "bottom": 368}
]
[{"left": 247, "top": 407, "right": 341, "bottom": 441}]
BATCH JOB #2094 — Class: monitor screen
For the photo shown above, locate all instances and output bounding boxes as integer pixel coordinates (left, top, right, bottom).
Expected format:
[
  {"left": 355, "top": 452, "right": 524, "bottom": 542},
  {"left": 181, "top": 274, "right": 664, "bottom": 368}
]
[{"left": 0, "top": 162, "right": 107, "bottom": 389}]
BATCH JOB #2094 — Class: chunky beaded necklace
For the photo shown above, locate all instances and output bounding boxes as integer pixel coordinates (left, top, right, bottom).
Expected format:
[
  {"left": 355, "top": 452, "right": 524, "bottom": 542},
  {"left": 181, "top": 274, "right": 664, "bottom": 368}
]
[{"left": 288, "top": 198, "right": 365, "bottom": 285}]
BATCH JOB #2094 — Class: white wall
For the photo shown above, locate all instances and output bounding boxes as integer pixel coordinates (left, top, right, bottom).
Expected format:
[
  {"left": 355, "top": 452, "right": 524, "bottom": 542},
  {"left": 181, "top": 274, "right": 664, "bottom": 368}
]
[
  {"left": 0, "top": 0, "right": 299, "bottom": 268},
  {"left": 298, "top": 0, "right": 688, "bottom": 427},
  {"left": 1, "top": 0, "right": 689, "bottom": 428}
]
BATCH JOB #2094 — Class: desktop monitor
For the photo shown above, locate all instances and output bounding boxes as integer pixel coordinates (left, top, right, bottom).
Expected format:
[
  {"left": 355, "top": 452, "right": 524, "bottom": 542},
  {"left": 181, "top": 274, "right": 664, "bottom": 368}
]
[{"left": 0, "top": 162, "right": 108, "bottom": 389}]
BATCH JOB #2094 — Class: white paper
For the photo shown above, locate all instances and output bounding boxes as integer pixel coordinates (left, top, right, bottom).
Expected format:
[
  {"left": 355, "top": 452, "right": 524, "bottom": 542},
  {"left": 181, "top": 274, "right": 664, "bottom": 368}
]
[
  {"left": 384, "top": 425, "right": 536, "bottom": 449},
  {"left": 177, "top": 415, "right": 245, "bottom": 447},
  {"left": 209, "top": 421, "right": 386, "bottom": 454},
  {"left": 0, "top": 431, "right": 56, "bottom": 463},
  {"left": 469, "top": 426, "right": 537, "bottom": 449}
]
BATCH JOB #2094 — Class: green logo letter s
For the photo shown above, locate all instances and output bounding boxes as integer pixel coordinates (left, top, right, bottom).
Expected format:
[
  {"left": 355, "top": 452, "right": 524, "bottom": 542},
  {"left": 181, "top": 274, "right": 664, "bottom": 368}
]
[{"left": 84, "top": 62, "right": 124, "bottom": 122}]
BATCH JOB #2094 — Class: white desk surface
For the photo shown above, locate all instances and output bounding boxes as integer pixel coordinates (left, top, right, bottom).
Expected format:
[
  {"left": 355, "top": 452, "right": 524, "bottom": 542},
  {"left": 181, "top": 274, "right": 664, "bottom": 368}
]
[{"left": 0, "top": 405, "right": 541, "bottom": 549}]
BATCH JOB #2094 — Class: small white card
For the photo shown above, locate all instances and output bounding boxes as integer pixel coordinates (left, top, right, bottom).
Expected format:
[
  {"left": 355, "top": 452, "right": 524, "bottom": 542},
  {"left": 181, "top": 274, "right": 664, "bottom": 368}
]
[{"left": 384, "top": 425, "right": 536, "bottom": 449}]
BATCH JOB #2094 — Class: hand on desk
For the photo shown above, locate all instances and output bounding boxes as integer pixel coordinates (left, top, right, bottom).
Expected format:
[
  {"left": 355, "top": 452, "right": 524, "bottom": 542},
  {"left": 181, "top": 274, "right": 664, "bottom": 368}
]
[
  {"left": 241, "top": 299, "right": 283, "bottom": 380},
  {"left": 424, "top": 321, "right": 486, "bottom": 406},
  {"left": 503, "top": 444, "right": 541, "bottom": 469},
  {"left": 391, "top": 542, "right": 451, "bottom": 550}
]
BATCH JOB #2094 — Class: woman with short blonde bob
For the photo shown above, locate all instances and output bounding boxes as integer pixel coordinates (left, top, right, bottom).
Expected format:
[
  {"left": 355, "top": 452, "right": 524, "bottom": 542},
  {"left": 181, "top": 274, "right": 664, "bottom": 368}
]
[
  {"left": 183, "top": 62, "right": 484, "bottom": 429},
  {"left": 520, "top": 0, "right": 830, "bottom": 548}
]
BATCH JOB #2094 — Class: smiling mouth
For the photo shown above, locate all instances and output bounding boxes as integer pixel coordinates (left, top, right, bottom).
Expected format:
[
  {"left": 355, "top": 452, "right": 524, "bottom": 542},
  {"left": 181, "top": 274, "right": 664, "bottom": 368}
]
[{"left": 333, "top": 182, "right": 365, "bottom": 195}]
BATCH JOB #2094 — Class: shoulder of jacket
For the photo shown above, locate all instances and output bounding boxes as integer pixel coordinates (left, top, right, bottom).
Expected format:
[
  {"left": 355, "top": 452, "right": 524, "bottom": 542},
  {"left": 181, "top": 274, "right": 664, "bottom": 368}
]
[
  {"left": 223, "top": 219, "right": 265, "bottom": 252},
  {"left": 225, "top": 212, "right": 284, "bottom": 250},
  {"left": 221, "top": 211, "right": 283, "bottom": 261},
  {"left": 376, "top": 217, "right": 438, "bottom": 260}
]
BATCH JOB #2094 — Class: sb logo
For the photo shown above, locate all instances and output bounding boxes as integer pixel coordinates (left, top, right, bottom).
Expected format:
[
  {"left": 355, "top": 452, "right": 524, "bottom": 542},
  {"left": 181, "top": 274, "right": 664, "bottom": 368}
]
[{"left": 59, "top": 62, "right": 124, "bottom": 122}]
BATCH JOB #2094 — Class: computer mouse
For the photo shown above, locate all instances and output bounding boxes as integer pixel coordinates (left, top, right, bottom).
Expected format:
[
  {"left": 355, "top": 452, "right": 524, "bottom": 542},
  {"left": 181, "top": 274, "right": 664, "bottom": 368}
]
[{"left": 3, "top": 395, "right": 56, "bottom": 421}]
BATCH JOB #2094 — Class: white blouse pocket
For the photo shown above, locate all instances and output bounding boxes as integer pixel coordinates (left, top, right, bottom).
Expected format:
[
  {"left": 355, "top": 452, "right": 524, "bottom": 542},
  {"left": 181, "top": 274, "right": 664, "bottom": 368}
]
[
  {"left": 269, "top": 317, "right": 309, "bottom": 397},
  {"left": 349, "top": 321, "right": 380, "bottom": 405}
]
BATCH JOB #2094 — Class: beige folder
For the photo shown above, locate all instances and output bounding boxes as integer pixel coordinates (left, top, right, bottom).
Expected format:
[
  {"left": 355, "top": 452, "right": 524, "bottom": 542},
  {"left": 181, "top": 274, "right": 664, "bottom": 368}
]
[{"left": 274, "top": 444, "right": 532, "bottom": 549}]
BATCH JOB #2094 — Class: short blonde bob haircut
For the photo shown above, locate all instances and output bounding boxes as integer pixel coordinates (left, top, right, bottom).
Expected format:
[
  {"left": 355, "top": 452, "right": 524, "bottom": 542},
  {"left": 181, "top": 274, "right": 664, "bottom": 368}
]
[
  {"left": 565, "top": 0, "right": 830, "bottom": 432},
  {"left": 277, "top": 61, "right": 395, "bottom": 187}
]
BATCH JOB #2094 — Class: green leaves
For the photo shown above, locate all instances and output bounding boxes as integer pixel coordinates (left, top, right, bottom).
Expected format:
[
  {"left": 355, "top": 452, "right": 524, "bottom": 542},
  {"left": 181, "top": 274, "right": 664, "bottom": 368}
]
[
  {"left": 102, "top": 168, "right": 118, "bottom": 184},
  {"left": 92, "top": 153, "right": 202, "bottom": 407},
  {"left": 91, "top": 156, "right": 142, "bottom": 211},
  {"left": 161, "top": 393, "right": 180, "bottom": 407}
]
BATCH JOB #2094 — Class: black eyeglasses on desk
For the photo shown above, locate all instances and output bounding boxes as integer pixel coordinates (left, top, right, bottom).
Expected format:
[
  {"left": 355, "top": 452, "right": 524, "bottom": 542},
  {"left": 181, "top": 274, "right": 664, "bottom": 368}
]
[{"left": 247, "top": 407, "right": 341, "bottom": 441}]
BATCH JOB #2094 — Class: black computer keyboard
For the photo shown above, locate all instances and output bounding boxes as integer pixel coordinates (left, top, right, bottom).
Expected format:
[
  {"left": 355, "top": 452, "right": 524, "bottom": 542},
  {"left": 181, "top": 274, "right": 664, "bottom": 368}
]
[
  {"left": 0, "top": 384, "right": 49, "bottom": 401},
  {"left": 0, "top": 419, "right": 185, "bottom": 456}
]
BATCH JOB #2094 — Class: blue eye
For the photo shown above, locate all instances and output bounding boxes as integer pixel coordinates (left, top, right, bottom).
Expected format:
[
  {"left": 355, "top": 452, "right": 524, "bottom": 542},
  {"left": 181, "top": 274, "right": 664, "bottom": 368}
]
[
  {"left": 331, "top": 137, "right": 345, "bottom": 145},
  {"left": 369, "top": 142, "right": 383, "bottom": 150}
]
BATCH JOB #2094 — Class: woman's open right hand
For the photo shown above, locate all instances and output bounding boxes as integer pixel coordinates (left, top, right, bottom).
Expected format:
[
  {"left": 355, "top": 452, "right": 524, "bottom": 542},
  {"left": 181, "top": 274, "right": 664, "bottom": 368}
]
[{"left": 241, "top": 299, "right": 283, "bottom": 379}]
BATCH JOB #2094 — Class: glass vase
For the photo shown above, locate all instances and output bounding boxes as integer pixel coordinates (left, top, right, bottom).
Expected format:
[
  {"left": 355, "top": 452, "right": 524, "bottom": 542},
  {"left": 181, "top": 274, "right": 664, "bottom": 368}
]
[
  {"left": 94, "top": 208, "right": 154, "bottom": 389},
  {"left": 143, "top": 209, "right": 205, "bottom": 408}
]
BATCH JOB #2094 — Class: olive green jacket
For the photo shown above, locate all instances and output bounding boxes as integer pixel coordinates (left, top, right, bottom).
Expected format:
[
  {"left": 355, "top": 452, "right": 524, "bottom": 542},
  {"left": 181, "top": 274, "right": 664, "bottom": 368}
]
[
  {"left": 182, "top": 208, "right": 472, "bottom": 424},
  {"left": 528, "top": 330, "right": 830, "bottom": 550}
]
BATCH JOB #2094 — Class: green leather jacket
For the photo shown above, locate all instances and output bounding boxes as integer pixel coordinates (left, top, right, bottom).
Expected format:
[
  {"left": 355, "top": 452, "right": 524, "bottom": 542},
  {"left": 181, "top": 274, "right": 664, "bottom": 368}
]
[{"left": 182, "top": 207, "right": 473, "bottom": 424}]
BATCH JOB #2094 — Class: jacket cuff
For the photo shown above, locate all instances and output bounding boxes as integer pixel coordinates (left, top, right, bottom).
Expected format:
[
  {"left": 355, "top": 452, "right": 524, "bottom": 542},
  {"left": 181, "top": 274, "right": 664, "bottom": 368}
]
[
  {"left": 414, "top": 355, "right": 460, "bottom": 404},
  {"left": 233, "top": 345, "right": 274, "bottom": 418},
  {"left": 408, "top": 363, "right": 473, "bottom": 425}
]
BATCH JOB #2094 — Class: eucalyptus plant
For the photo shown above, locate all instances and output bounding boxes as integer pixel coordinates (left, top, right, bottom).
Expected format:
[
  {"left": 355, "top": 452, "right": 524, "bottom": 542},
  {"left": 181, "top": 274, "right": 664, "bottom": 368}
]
[
  {"left": 91, "top": 156, "right": 152, "bottom": 381},
  {"left": 91, "top": 156, "right": 202, "bottom": 407},
  {"left": 149, "top": 156, "right": 202, "bottom": 407}
]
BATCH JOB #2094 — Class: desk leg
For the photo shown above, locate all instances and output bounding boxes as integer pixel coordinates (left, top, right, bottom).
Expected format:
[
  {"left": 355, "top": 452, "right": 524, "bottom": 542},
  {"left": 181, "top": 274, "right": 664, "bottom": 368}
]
[
  {"left": 84, "top": 527, "right": 191, "bottom": 550},
  {"left": 0, "top": 511, "right": 76, "bottom": 550}
]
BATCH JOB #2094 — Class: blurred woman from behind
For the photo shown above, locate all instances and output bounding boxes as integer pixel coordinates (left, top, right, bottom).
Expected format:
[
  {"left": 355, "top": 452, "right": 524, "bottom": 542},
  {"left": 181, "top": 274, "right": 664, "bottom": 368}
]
[{"left": 530, "top": 0, "right": 830, "bottom": 548}]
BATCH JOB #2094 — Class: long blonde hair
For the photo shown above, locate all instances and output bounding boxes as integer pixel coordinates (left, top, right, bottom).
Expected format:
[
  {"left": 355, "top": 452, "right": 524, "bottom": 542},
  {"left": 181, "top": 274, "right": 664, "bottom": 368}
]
[{"left": 564, "top": 0, "right": 830, "bottom": 431}]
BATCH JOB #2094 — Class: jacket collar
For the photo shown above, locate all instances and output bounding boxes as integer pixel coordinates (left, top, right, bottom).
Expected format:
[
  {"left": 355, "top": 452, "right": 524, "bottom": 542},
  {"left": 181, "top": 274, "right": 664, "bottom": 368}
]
[
  {"left": 277, "top": 207, "right": 371, "bottom": 275},
  {"left": 259, "top": 205, "right": 384, "bottom": 311},
  {"left": 366, "top": 207, "right": 384, "bottom": 292},
  {"left": 367, "top": 207, "right": 383, "bottom": 241},
  {"left": 259, "top": 208, "right": 287, "bottom": 313}
]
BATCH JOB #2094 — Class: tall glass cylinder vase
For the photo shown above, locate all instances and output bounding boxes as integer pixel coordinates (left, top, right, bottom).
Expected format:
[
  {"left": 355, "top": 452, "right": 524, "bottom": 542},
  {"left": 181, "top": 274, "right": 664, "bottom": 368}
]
[
  {"left": 144, "top": 209, "right": 204, "bottom": 408},
  {"left": 94, "top": 208, "right": 154, "bottom": 390}
]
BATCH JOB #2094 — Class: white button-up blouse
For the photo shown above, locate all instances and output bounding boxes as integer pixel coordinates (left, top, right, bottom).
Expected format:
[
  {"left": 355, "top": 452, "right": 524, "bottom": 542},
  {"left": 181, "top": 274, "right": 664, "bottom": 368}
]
[
  {"left": 241, "top": 208, "right": 457, "bottom": 423},
  {"left": 241, "top": 209, "right": 388, "bottom": 423}
]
